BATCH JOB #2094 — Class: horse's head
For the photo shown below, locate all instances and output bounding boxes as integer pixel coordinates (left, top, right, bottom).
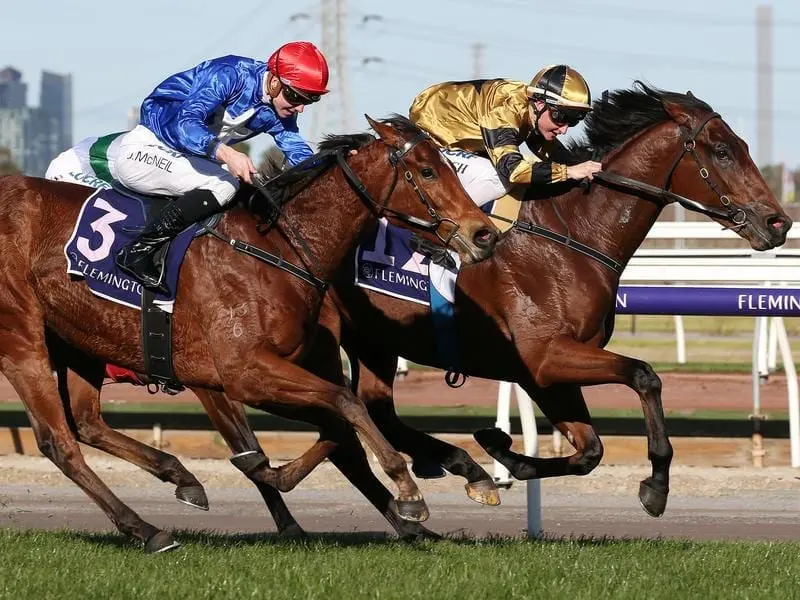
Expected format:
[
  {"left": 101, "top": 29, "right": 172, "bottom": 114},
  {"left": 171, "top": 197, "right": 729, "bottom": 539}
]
[
  {"left": 363, "top": 115, "right": 498, "bottom": 264},
  {"left": 657, "top": 93, "right": 791, "bottom": 250}
]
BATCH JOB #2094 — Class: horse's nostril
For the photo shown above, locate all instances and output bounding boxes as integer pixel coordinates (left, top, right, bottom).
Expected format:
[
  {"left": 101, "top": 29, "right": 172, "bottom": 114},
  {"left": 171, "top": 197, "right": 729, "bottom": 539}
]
[
  {"left": 767, "top": 215, "right": 791, "bottom": 233},
  {"left": 473, "top": 227, "right": 498, "bottom": 249}
]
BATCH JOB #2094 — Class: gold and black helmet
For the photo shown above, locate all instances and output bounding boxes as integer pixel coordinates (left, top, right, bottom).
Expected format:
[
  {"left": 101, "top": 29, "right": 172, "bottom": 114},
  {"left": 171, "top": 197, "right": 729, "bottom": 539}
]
[{"left": 528, "top": 65, "right": 592, "bottom": 111}]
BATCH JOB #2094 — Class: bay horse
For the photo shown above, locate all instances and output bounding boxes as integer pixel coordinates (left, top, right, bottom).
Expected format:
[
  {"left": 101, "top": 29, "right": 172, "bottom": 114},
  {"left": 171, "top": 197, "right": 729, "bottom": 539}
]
[
  {"left": 0, "top": 116, "right": 499, "bottom": 551},
  {"left": 53, "top": 84, "right": 791, "bottom": 537}
]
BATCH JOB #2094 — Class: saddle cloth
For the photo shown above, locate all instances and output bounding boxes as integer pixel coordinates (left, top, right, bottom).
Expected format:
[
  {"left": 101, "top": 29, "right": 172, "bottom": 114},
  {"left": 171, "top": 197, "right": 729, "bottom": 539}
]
[{"left": 64, "top": 187, "right": 203, "bottom": 311}]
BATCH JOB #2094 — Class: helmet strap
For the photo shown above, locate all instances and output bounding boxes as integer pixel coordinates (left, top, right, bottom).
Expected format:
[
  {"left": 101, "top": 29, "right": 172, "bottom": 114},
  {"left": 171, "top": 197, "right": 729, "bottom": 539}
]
[{"left": 530, "top": 99, "right": 548, "bottom": 131}]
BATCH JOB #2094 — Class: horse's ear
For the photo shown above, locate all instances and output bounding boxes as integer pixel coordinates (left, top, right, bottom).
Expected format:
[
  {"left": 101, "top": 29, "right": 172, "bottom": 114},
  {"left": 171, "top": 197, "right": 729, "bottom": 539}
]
[
  {"left": 364, "top": 114, "right": 380, "bottom": 133},
  {"left": 661, "top": 98, "right": 692, "bottom": 128},
  {"left": 686, "top": 90, "right": 695, "bottom": 98},
  {"left": 364, "top": 114, "right": 401, "bottom": 145}
]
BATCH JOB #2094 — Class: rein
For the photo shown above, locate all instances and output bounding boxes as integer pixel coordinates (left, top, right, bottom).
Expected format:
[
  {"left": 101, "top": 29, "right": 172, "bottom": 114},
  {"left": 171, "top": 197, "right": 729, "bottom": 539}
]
[
  {"left": 490, "top": 111, "right": 748, "bottom": 274},
  {"left": 207, "top": 131, "right": 465, "bottom": 294}
]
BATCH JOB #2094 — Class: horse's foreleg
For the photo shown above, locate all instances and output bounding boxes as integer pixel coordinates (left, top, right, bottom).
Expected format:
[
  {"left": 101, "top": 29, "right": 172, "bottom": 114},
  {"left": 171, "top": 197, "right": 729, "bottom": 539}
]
[
  {"left": 506, "top": 335, "right": 670, "bottom": 517},
  {"left": 320, "top": 416, "right": 440, "bottom": 540},
  {"left": 193, "top": 388, "right": 304, "bottom": 534},
  {"left": 475, "top": 383, "right": 604, "bottom": 479},
  {"left": 355, "top": 353, "right": 500, "bottom": 506},
  {"left": 223, "top": 351, "right": 429, "bottom": 522}
]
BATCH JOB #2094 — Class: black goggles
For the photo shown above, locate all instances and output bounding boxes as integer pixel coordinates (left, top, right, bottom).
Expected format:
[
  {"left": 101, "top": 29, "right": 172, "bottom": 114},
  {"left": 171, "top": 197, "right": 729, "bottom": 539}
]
[
  {"left": 548, "top": 106, "right": 585, "bottom": 128},
  {"left": 282, "top": 84, "right": 321, "bottom": 106}
]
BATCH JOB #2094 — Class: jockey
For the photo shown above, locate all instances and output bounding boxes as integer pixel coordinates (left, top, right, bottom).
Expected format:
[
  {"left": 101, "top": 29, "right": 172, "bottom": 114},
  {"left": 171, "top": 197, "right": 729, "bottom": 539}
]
[
  {"left": 49, "top": 41, "right": 329, "bottom": 294},
  {"left": 409, "top": 64, "right": 602, "bottom": 207}
]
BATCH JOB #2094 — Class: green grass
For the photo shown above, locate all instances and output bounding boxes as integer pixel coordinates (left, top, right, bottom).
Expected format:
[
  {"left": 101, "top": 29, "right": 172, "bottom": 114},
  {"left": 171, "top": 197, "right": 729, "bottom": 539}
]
[{"left": 0, "top": 530, "right": 798, "bottom": 599}]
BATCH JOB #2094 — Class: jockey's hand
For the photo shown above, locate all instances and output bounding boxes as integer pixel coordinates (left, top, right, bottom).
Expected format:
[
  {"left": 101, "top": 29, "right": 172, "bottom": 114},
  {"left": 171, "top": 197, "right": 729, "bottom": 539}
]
[
  {"left": 566, "top": 160, "right": 603, "bottom": 182},
  {"left": 216, "top": 144, "right": 257, "bottom": 184}
]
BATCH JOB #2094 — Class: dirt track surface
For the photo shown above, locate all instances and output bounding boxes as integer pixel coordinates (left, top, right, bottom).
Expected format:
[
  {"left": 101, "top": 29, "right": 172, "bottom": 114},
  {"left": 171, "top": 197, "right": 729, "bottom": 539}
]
[{"left": 2, "top": 456, "right": 800, "bottom": 541}]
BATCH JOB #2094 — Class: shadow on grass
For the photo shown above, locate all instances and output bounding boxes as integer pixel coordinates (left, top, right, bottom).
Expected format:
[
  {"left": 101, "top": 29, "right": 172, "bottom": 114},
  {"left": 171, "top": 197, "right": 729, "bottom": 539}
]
[{"left": 59, "top": 528, "right": 683, "bottom": 552}]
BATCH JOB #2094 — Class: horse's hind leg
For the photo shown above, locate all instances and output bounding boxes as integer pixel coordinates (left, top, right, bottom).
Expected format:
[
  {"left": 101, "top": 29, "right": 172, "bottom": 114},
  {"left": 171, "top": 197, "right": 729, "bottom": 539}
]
[
  {"left": 194, "top": 388, "right": 304, "bottom": 535},
  {"left": 0, "top": 328, "right": 175, "bottom": 551},
  {"left": 475, "top": 383, "right": 604, "bottom": 478},
  {"left": 355, "top": 354, "right": 500, "bottom": 506},
  {"left": 47, "top": 335, "right": 209, "bottom": 510}
]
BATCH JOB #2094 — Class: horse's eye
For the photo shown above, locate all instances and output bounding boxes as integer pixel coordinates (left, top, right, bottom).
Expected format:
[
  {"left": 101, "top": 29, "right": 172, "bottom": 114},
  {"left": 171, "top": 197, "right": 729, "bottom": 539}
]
[
  {"left": 420, "top": 167, "right": 436, "bottom": 180},
  {"left": 714, "top": 145, "right": 731, "bottom": 161}
]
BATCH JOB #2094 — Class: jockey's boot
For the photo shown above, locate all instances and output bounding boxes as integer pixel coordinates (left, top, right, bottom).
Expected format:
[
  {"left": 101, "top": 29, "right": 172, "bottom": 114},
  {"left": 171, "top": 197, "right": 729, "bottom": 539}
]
[{"left": 115, "top": 188, "right": 218, "bottom": 294}]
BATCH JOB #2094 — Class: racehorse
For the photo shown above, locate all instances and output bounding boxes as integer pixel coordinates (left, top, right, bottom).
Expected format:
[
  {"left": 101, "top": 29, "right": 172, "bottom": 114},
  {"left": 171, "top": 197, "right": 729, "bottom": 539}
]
[
  {"left": 0, "top": 116, "right": 499, "bottom": 551},
  {"left": 52, "top": 84, "right": 791, "bottom": 537}
]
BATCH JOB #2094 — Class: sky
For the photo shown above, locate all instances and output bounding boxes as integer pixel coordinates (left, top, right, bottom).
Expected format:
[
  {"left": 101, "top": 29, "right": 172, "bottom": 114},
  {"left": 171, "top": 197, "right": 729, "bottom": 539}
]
[{"left": 3, "top": 0, "right": 800, "bottom": 167}]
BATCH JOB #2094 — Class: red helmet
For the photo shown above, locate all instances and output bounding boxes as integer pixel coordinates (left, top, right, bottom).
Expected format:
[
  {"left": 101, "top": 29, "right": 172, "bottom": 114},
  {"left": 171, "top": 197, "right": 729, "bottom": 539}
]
[{"left": 268, "top": 41, "right": 329, "bottom": 95}]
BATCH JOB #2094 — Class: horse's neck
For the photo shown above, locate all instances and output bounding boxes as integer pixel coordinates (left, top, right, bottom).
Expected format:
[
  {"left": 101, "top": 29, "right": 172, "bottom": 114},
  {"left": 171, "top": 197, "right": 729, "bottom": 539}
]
[
  {"left": 525, "top": 123, "right": 676, "bottom": 270},
  {"left": 257, "top": 149, "right": 378, "bottom": 280}
]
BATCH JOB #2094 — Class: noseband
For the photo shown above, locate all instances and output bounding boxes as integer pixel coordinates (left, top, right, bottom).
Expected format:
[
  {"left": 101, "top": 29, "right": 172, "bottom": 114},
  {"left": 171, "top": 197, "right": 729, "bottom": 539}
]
[{"left": 336, "top": 133, "right": 461, "bottom": 247}]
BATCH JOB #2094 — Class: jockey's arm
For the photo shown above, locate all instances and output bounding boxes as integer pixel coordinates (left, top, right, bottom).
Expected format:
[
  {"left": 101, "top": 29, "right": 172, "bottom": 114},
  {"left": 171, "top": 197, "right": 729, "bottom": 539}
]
[
  {"left": 269, "top": 116, "right": 314, "bottom": 167},
  {"left": 172, "top": 66, "right": 238, "bottom": 159},
  {"left": 480, "top": 107, "right": 569, "bottom": 189}
]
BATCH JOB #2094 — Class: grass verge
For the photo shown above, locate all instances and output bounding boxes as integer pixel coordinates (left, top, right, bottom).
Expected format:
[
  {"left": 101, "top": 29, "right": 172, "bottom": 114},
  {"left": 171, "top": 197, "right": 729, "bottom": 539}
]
[{"left": 0, "top": 529, "right": 798, "bottom": 600}]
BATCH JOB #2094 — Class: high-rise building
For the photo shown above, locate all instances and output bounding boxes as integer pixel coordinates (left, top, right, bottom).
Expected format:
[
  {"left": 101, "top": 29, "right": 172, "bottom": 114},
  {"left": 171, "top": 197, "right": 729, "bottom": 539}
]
[
  {"left": 0, "top": 67, "right": 27, "bottom": 109},
  {"left": 40, "top": 71, "right": 72, "bottom": 151},
  {"left": 0, "top": 67, "right": 71, "bottom": 176}
]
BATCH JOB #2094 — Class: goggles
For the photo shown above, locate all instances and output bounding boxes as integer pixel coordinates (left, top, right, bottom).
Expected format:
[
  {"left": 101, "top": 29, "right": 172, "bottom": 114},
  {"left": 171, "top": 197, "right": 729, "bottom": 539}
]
[
  {"left": 281, "top": 83, "right": 321, "bottom": 106},
  {"left": 547, "top": 105, "right": 585, "bottom": 128}
]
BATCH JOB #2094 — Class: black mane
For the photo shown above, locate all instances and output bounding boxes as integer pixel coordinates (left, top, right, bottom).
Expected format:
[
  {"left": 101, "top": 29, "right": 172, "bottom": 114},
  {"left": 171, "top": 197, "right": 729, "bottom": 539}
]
[
  {"left": 566, "top": 81, "right": 713, "bottom": 161},
  {"left": 254, "top": 115, "right": 424, "bottom": 216}
]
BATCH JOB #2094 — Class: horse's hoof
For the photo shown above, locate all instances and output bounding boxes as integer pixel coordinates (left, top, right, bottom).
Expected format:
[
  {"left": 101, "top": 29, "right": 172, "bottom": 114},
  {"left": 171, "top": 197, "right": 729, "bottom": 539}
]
[
  {"left": 465, "top": 479, "right": 502, "bottom": 506},
  {"left": 145, "top": 531, "right": 181, "bottom": 554},
  {"left": 279, "top": 522, "right": 308, "bottom": 537},
  {"left": 395, "top": 498, "right": 430, "bottom": 522},
  {"left": 474, "top": 428, "right": 513, "bottom": 455},
  {"left": 412, "top": 459, "right": 447, "bottom": 479},
  {"left": 638, "top": 479, "right": 669, "bottom": 518},
  {"left": 175, "top": 485, "right": 209, "bottom": 511}
]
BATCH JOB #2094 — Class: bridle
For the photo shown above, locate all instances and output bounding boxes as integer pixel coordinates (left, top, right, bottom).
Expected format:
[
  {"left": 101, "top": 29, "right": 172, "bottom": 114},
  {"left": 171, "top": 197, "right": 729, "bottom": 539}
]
[
  {"left": 336, "top": 132, "right": 461, "bottom": 247},
  {"left": 489, "top": 111, "right": 752, "bottom": 275},
  {"left": 216, "top": 129, "right": 468, "bottom": 297},
  {"left": 595, "top": 111, "right": 747, "bottom": 230}
]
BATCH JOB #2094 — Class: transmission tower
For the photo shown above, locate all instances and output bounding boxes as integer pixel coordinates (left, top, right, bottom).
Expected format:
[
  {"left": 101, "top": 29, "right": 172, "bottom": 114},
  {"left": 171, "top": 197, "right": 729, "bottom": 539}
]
[
  {"left": 756, "top": 4, "right": 773, "bottom": 167},
  {"left": 336, "top": 0, "right": 353, "bottom": 131},
  {"left": 472, "top": 42, "right": 485, "bottom": 79},
  {"left": 308, "top": 0, "right": 336, "bottom": 143}
]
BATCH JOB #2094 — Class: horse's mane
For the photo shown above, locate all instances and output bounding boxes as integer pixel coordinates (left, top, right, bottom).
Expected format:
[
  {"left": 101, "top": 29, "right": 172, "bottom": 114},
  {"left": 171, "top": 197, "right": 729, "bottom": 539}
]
[
  {"left": 251, "top": 115, "right": 422, "bottom": 221},
  {"left": 260, "top": 114, "right": 422, "bottom": 184},
  {"left": 566, "top": 81, "right": 713, "bottom": 161}
]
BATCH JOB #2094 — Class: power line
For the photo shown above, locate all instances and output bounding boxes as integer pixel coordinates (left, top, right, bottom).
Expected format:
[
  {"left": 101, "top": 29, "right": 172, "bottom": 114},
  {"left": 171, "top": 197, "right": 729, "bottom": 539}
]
[
  {"left": 360, "top": 16, "right": 800, "bottom": 74},
  {"left": 441, "top": 0, "right": 800, "bottom": 28}
]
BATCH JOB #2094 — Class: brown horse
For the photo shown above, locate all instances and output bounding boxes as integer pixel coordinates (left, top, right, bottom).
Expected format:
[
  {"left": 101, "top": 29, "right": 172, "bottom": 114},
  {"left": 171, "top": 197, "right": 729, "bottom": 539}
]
[
  {"left": 0, "top": 116, "right": 499, "bottom": 551},
  {"left": 54, "top": 84, "right": 791, "bottom": 537}
]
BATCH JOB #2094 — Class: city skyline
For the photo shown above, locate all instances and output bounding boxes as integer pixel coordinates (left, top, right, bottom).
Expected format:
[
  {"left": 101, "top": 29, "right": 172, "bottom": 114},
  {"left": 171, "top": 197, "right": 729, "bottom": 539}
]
[{"left": 0, "top": 65, "right": 71, "bottom": 175}]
